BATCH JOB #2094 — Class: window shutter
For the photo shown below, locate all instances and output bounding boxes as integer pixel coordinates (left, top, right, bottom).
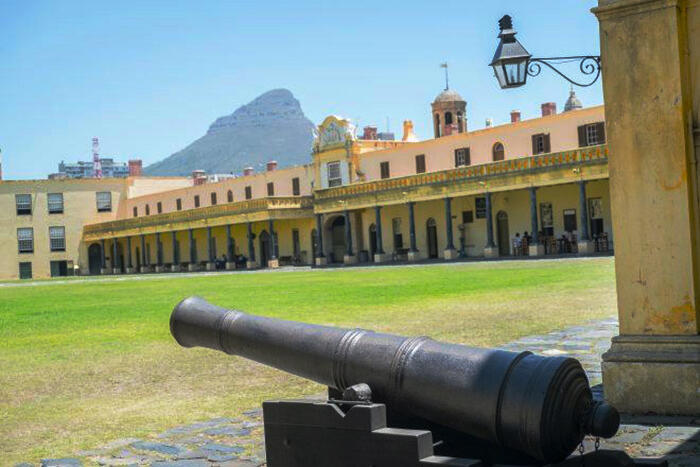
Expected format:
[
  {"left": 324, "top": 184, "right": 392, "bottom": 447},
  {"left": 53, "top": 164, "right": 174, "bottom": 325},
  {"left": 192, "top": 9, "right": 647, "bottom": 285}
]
[
  {"left": 544, "top": 134, "right": 551, "bottom": 153},
  {"left": 465, "top": 148, "right": 471, "bottom": 165},
  {"left": 454, "top": 149, "right": 459, "bottom": 167},
  {"left": 596, "top": 122, "right": 606, "bottom": 144},
  {"left": 531, "top": 135, "right": 538, "bottom": 154},
  {"left": 578, "top": 125, "right": 587, "bottom": 147}
]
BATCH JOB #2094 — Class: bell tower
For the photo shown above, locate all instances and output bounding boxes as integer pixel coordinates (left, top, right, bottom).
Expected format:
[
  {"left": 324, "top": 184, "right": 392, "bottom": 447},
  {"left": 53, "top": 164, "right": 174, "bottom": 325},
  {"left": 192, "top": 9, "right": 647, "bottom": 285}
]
[{"left": 431, "top": 65, "right": 467, "bottom": 138}]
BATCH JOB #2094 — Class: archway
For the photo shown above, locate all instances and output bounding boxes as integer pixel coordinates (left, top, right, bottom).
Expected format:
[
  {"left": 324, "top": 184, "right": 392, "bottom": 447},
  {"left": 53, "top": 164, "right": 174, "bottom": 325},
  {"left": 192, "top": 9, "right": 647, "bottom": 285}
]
[
  {"left": 426, "top": 218, "right": 438, "bottom": 259},
  {"left": 497, "top": 211, "right": 510, "bottom": 256},
  {"left": 259, "top": 230, "right": 271, "bottom": 266},
  {"left": 329, "top": 216, "right": 346, "bottom": 263},
  {"left": 369, "top": 224, "right": 377, "bottom": 258},
  {"left": 88, "top": 243, "right": 102, "bottom": 275}
]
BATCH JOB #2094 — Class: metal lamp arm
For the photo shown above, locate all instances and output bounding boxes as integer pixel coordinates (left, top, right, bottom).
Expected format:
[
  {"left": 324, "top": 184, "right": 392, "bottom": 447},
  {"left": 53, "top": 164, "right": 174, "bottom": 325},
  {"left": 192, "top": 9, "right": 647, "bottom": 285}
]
[{"left": 527, "top": 56, "right": 601, "bottom": 87}]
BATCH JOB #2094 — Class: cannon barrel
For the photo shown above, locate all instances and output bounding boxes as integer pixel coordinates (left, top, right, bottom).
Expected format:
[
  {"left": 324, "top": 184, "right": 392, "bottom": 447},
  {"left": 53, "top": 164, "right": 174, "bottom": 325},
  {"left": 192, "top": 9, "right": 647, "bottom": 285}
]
[{"left": 170, "top": 296, "right": 619, "bottom": 463}]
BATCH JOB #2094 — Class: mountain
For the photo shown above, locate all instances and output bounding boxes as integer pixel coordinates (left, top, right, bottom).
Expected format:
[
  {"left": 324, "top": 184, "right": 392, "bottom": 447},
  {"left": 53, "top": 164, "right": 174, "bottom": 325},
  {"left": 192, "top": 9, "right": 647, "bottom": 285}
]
[{"left": 144, "top": 89, "right": 316, "bottom": 176}]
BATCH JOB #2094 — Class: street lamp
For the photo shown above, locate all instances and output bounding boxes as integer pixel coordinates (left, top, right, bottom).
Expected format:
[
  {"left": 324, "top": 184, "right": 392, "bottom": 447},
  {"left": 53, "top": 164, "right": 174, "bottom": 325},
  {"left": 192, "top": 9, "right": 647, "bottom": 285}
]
[{"left": 490, "top": 15, "right": 601, "bottom": 89}]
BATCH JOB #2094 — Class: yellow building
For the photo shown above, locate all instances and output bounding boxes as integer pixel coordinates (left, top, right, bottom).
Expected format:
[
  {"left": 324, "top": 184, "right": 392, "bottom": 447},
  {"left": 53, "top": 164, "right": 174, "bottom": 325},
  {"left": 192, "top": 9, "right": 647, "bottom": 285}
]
[{"left": 0, "top": 89, "right": 611, "bottom": 279}]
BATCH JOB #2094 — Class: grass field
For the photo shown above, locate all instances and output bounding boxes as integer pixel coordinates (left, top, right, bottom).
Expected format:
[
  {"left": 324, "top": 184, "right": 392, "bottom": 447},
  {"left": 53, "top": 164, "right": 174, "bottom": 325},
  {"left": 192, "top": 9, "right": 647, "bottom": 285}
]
[{"left": 0, "top": 257, "right": 617, "bottom": 464}]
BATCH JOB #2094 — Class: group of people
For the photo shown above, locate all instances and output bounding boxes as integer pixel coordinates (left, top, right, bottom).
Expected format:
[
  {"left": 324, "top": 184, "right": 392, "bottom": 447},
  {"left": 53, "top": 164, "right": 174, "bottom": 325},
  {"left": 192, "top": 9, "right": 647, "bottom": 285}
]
[
  {"left": 512, "top": 231, "right": 533, "bottom": 255},
  {"left": 214, "top": 253, "right": 248, "bottom": 269}
]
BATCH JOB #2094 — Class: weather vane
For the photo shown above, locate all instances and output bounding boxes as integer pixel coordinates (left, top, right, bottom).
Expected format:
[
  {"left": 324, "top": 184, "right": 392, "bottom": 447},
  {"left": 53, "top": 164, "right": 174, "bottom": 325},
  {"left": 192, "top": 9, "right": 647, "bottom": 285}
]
[{"left": 440, "top": 63, "right": 449, "bottom": 90}]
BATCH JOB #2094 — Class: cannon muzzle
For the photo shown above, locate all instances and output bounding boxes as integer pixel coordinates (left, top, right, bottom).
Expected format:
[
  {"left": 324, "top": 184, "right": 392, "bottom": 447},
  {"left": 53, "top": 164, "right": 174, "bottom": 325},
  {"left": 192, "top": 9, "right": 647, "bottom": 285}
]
[{"left": 170, "top": 296, "right": 619, "bottom": 463}]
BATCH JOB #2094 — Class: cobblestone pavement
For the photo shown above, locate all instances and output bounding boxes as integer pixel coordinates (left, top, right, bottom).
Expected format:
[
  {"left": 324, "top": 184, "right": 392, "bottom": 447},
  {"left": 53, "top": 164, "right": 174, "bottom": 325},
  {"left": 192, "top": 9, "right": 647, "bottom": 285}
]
[{"left": 21, "top": 317, "right": 699, "bottom": 467}]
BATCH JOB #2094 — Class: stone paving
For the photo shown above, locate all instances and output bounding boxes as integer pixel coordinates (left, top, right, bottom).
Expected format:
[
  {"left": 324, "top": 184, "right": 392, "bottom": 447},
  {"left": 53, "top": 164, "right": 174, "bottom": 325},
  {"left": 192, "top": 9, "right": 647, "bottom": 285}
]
[{"left": 22, "top": 316, "right": 700, "bottom": 467}]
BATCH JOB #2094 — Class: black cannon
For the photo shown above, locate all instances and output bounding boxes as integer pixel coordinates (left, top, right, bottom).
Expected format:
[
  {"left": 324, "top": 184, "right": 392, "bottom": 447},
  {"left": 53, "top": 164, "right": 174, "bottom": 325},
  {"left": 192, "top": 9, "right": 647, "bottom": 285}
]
[{"left": 170, "top": 297, "right": 651, "bottom": 467}]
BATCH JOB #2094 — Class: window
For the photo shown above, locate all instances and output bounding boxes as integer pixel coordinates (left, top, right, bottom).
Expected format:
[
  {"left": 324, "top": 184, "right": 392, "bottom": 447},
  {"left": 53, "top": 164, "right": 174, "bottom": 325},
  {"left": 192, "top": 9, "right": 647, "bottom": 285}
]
[
  {"left": 454, "top": 147, "right": 470, "bottom": 167},
  {"left": 227, "top": 190, "right": 234, "bottom": 202},
  {"left": 415, "top": 154, "right": 426, "bottom": 174},
  {"left": 462, "top": 211, "right": 474, "bottom": 224},
  {"left": 475, "top": 197, "right": 487, "bottom": 219},
  {"left": 49, "top": 226, "right": 66, "bottom": 251},
  {"left": 194, "top": 195, "right": 200, "bottom": 208},
  {"left": 392, "top": 218, "right": 403, "bottom": 250},
  {"left": 157, "top": 202, "right": 162, "bottom": 214},
  {"left": 531, "top": 133, "right": 551, "bottom": 155},
  {"left": 327, "top": 161, "right": 342, "bottom": 187},
  {"left": 19, "top": 262, "right": 32, "bottom": 279},
  {"left": 17, "top": 228, "right": 34, "bottom": 253},
  {"left": 96, "top": 192, "right": 112, "bottom": 212},
  {"left": 589, "top": 198, "right": 605, "bottom": 236},
  {"left": 211, "top": 192, "right": 217, "bottom": 205},
  {"left": 267, "top": 182, "right": 274, "bottom": 196},
  {"left": 578, "top": 122, "right": 606, "bottom": 147},
  {"left": 176, "top": 198, "right": 182, "bottom": 211},
  {"left": 563, "top": 209, "right": 577, "bottom": 233},
  {"left": 245, "top": 186, "right": 252, "bottom": 200},
  {"left": 380, "top": 161, "right": 390, "bottom": 179},
  {"left": 145, "top": 204, "right": 150, "bottom": 216},
  {"left": 492, "top": 143, "right": 505, "bottom": 161},
  {"left": 292, "top": 177, "right": 300, "bottom": 196},
  {"left": 133, "top": 206, "right": 138, "bottom": 217},
  {"left": 16, "top": 194, "right": 31, "bottom": 215},
  {"left": 47, "top": 193, "right": 64, "bottom": 214}
]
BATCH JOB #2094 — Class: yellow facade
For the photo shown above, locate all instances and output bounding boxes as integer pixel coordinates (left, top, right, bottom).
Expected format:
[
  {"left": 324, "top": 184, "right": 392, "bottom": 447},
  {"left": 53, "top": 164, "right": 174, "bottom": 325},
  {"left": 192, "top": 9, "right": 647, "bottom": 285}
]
[{"left": 0, "top": 101, "right": 612, "bottom": 279}]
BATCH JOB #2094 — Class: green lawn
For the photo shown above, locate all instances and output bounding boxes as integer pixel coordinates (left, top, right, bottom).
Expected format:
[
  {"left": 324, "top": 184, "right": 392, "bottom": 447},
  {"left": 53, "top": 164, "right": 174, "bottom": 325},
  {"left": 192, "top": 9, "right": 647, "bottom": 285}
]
[{"left": 0, "top": 258, "right": 617, "bottom": 464}]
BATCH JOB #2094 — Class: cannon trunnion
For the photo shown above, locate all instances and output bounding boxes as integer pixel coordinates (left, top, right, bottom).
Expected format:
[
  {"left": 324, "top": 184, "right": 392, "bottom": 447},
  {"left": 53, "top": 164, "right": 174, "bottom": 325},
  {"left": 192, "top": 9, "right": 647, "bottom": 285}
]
[{"left": 170, "top": 297, "right": 659, "bottom": 466}]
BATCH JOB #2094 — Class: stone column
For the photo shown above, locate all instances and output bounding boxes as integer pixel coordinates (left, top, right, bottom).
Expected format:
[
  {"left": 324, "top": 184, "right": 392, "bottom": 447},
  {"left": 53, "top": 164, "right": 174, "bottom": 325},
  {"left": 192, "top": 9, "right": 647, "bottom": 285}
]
[
  {"left": 594, "top": 0, "right": 700, "bottom": 414},
  {"left": 443, "top": 197, "right": 457, "bottom": 260},
  {"left": 188, "top": 229, "right": 198, "bottom": 271},
  {"left": 268, "top": 219, "right": 279, "bottom": 269},
  {"left": 225, "top": 224, "right": 236, "bottom": 270},
  {"left": 343, "top": 210, "right": 357, "bottom": 264},
  {"left": 100, "top": 239, "right": 108, "bottom": 274},
  {"left": 577, "top": 181, "right": 594, "bottom": 254},
  {"left": 407, "top": 201, "right": 419, "bottom": 262},
  {"left": 140, "top": 235, "right": 149, "bottom": 273},
  {"left": 246, "top": 222, "right": 257, "bottom": 269},
  {"left": 206, "top": 226, "right": 216, "bottom": 271},
  {"left": 315, "top": 213, "right": 326, "bottom": 266},
  {"left": 484, "top": 192, "right": 498, "bottom": 258},
  {"left": 529, "top": 187, "right": 544, "bottom": 256},
  {"left": 126, "top": 236, "right": 135, "bottom": 273},
  {"left": 110, "top": 238, "right": 119, "bottom": 274},
  {"left": 171, "top": 231, "right": 180, "bottom": 272},
  {"left": 374, "top": 206, "right": 390, "bottom": 263}
]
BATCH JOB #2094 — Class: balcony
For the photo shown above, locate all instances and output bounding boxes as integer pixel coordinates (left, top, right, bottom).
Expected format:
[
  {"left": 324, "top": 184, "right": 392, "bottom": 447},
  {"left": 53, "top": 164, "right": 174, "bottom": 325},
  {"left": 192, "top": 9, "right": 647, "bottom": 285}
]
[
  {"left": 83, "top": 196, "right": 313, "bottom": 240},
  {"left": 314, "top": 145, "right": 608, "bottom": 212}
]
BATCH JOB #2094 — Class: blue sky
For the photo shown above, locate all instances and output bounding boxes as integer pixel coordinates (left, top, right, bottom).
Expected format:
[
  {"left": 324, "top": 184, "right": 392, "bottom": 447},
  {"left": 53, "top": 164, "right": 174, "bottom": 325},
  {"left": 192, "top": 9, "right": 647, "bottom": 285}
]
[{"left": 0, "top": 0, "right": 602, "bottom": 180}]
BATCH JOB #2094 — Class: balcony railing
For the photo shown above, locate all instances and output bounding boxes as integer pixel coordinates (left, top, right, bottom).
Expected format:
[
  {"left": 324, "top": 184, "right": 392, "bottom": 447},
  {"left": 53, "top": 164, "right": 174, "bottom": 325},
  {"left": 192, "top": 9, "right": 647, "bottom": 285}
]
[
  {"left": 83, "top": 196, "right": 313, "bottom": 235},
  {"left": 314, "top": 145, "right": 608, "bottom": 201}
]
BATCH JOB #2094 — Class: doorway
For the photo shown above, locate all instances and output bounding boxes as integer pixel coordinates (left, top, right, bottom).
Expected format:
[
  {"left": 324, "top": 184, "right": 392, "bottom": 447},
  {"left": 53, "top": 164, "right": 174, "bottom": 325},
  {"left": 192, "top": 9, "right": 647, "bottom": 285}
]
[
  {"left": 426, "top": 218, "right": 438, "bottom": 259},
  {"left": 497, "top": 211, "right": 510, "bottom": 256},
  {"left": 330, "top": 216, "right": 346, "bottom": 263},
  {"left": 259, "top": 230, "right": 271, "bottom": 266},
  {"left": 88, "top": 243, "right": 102, "bottom": 275},
  {"left": 369, "top": 224, "right": 377, "bottom": 258}
]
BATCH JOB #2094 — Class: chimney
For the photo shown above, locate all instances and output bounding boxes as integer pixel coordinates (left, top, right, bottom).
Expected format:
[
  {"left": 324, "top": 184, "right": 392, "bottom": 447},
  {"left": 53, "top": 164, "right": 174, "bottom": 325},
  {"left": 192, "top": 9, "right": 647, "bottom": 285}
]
[
  {"left": 128, "top": 159, "right": 143, "bottom": 177},
  {"left": 485, "top": 118, "right": 493, "bottom": 128},
  {"left": 266, "top": 160, "right": 278, "bottom": 172},
  {"left": 541, "top": 102, "right": 557, "bottom": 117},
  {"left": 510, "top": 110, "right": 521, "bottom": 123},
  {"left": 362, "top": 126, "right": 378, "bottom": 140},
  {"left": 243, "top": 166, "right": 254, "bottom": 176},
  {"left": 401, "top": 120, "right": 418, "bottom": 142}
]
